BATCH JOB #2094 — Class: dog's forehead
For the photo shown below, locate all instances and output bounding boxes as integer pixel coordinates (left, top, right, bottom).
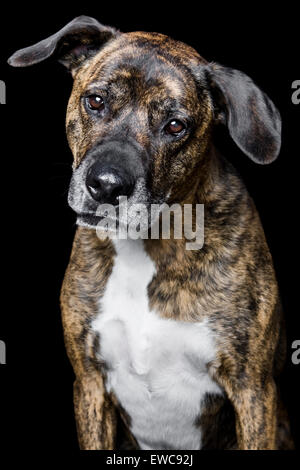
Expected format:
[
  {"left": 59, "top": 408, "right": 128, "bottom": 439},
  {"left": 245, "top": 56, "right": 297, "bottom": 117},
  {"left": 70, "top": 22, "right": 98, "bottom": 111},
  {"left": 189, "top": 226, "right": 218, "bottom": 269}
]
[
  {"left": 76, "top": 31, "right": 207, "bottom": 99},
  {"left": 123, "top": 31, "right": 205, "bottom": 62}
]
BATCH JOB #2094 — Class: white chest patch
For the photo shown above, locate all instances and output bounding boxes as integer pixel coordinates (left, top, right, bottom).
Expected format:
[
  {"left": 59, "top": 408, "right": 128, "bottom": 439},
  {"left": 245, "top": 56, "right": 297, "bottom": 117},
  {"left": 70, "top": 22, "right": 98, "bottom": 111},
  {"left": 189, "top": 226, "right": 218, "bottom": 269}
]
[{"left": 92, "top": 239, "right": 222, "bottom": 450}]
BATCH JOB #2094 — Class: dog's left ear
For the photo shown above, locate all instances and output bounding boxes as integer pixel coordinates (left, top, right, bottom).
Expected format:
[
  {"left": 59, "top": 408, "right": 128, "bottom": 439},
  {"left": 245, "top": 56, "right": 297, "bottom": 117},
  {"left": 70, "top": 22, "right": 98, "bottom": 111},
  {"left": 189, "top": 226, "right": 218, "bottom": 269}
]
[
  {"left": 8, "top": 16, "right": 119, "bottom": 73},
  {"left": 204, "top": 64, "right": 281, "bottom": 164}
]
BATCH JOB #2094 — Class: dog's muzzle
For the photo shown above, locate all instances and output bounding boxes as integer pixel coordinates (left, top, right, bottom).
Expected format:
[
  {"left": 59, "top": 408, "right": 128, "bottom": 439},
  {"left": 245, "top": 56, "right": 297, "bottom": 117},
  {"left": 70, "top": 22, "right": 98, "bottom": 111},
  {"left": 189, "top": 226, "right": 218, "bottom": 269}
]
[
  {"left": 84, "top": 140, "right": 146, "bottom": 205},
  {"left": 68, "top": 139, "right": 153, "bottom": 228}
]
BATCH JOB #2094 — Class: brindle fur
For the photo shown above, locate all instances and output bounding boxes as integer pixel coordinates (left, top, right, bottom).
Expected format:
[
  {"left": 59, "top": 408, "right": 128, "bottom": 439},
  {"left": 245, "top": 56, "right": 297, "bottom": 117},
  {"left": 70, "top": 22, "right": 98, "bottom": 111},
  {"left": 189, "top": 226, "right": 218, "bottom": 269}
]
[{"left": 9, "top": 16, "right": 293, "bottom": 450}]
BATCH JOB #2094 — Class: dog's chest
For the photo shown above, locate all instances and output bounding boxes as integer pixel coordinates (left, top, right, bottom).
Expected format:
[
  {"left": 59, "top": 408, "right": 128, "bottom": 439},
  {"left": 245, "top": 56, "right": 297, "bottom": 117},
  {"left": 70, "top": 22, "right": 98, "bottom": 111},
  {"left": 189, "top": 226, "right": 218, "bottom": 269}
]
[{"left": 92, "top": 239, "right": 222, "bottom": 450}]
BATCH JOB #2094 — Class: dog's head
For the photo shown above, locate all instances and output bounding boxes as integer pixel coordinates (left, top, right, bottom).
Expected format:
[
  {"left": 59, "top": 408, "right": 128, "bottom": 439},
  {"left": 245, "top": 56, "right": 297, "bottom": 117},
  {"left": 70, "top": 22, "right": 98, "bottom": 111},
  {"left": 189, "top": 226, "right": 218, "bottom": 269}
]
[{"left": 8, "top": 16, "right": 281, "bottom": 230}]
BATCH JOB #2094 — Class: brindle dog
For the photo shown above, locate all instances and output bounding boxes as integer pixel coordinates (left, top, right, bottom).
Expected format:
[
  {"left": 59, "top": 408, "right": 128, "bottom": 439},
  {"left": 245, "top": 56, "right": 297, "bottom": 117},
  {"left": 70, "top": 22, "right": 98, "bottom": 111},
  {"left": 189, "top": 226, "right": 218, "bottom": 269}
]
[{"left": 9, "top": 16, "right": 293, "bottom": 450}]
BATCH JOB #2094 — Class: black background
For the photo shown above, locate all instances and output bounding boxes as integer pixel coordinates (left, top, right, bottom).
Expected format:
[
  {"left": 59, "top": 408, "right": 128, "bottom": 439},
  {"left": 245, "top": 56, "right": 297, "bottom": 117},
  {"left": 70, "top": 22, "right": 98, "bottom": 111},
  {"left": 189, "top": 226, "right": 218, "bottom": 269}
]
[{"left": 0, "top": 1, "right": 299, "bottom": 455}]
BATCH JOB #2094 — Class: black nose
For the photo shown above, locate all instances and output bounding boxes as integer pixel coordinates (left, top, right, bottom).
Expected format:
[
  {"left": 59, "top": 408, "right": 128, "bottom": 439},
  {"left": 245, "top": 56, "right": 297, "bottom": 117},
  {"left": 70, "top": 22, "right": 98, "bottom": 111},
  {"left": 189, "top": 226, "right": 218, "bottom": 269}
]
[{"left": 86, "top": 163, "right": 134, "bottom": 204}]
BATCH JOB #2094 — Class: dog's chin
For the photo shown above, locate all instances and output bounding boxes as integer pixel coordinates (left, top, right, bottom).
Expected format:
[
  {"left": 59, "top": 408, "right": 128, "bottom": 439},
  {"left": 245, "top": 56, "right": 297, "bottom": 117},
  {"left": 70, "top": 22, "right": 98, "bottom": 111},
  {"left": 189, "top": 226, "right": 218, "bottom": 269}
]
[
  {"left": 77, "top": 214, "right": 102, "bottom": 229},
  {"left": 77, "top": 213, "right": 119, "bottom": 231}
]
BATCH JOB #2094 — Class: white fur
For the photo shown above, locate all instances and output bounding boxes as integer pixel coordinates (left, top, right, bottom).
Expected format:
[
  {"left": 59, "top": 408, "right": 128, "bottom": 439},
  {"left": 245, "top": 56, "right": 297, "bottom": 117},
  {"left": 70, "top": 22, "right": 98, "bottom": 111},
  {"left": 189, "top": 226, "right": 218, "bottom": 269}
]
[{"left": 92, "top": 239, "right": 222, "bottom": 450}]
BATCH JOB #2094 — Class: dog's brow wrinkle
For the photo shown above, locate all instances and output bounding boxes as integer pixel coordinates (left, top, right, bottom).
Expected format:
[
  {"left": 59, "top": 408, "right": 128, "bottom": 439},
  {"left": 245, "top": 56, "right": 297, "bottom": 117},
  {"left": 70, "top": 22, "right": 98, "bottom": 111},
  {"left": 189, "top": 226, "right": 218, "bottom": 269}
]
[
  {"left": 80, "top": 36, "right": 198, "bottom": 95},
  {"left": 87, "top": 81, "right": 105, "bottom": 89}
]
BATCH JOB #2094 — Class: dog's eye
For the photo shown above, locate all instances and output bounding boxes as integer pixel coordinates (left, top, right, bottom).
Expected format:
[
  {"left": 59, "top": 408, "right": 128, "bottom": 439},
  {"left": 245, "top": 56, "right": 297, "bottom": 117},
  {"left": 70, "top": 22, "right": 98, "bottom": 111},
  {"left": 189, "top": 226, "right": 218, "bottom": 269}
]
[
  {"left": 165, "top": 119, "right": 186, "bottom": 136},
  {"left": 86, "top": 95, "right": 105, "bottom": 112}
]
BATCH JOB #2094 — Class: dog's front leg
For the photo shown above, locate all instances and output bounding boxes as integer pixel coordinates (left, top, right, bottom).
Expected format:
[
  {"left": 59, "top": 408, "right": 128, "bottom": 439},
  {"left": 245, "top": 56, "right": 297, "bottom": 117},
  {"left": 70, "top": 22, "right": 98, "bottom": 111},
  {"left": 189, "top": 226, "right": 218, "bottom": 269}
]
[
  {"left": 234, "top": 379, "right": 277, "bottom": 450},
  {"left": 73, "top": 371, "right": 117, "bottom": 450},
  {"left": 217, "top": 372, "right": 277, "bottom": 450},
  {"left": 60, "top": 229, "right": 118, "bottom": 450}
]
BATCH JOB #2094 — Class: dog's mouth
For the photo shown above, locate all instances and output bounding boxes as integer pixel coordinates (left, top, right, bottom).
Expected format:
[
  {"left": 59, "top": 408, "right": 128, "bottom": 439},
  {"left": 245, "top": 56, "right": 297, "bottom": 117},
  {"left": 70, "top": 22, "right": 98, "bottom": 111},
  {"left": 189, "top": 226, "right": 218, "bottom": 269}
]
[
  {"left": 77, "top": 211, "right": 127, "bottom": 230},
  {"left": 76, "top": 203, "right": 151, "bottom": 234},
  {"left": 76, "top": 197, "right": 163, "bottom": 237},
  {"left": 77, "top": 213, "right": 104, "bottom": 228}
]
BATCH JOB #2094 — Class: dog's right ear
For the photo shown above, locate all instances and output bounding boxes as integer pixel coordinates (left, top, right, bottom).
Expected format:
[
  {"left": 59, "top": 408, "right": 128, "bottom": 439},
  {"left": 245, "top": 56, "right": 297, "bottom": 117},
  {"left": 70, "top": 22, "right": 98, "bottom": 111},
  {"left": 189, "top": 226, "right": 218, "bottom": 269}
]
[{"left": 8, "top": 16, "right": 119, "bottom": 73}]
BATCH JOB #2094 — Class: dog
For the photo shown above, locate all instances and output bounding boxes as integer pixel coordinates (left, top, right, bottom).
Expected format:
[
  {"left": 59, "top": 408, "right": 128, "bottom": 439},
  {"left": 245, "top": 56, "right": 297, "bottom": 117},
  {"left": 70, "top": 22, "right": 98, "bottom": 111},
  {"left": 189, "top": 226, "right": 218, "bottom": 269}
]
[{"left": 8, "top": 16, "right": 294, "bottom": 450}]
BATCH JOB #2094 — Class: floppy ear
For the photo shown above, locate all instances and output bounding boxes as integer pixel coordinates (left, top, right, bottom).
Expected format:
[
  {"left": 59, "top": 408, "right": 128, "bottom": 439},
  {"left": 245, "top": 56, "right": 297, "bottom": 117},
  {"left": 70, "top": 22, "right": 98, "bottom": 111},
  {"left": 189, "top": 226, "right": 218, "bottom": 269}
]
[
  {"left": 205, "top": 63, "right": 281, "bottom": 164},
  {"left": 7, "top": 15, "right": 119, "bottom": 72}
]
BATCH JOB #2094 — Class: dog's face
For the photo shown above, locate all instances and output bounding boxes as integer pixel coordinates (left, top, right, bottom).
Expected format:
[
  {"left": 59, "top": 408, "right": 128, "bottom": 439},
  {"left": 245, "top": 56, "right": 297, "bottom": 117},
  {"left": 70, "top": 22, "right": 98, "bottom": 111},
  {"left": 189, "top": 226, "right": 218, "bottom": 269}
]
[
  {"left": 66, "top": 32, "right": 213, "bottom": 228},
  {"left": 8, "top": 16, "right": 282, "bottom": 230}
]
